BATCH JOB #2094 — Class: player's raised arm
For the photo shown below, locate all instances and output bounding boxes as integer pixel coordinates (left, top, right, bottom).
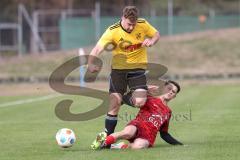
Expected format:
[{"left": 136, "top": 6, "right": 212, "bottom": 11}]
[
  {"left": 87, "top": 24, "right": 113, "bottom": 73},
  {"left": 151, "top": 31, "right": 160, "bottom": 45},
  {"left": 140, "top": 19, "right": 160, "bottom": 47}
]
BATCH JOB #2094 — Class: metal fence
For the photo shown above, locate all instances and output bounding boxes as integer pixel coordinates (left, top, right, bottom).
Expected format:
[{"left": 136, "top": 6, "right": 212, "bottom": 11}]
[
  {"left": 32, "top": 9, "right": 94, "bottom": 52},
  {"left": 0, "top": 4, "right": 95, "bottom": 56},
  {"left": 0, "top": 23, "right": 20, "bottom": 56}
]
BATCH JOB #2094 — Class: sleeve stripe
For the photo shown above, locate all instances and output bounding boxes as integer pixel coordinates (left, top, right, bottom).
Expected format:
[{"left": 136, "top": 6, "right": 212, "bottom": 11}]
[
  {"left": 110, "top": 24, "right": 120, "bottom": 30},
  {"left": 137, "top": 20, "right": 146, "bottom": 23},
  {"left": 137, "top": 18, "right": 146, "bottom": 23}
]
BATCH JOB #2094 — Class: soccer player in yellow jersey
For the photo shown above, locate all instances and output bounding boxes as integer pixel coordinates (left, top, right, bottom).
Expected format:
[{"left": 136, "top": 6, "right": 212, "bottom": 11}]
[{"left": 87, "top": 6, "right": 160, "bottom": 138}]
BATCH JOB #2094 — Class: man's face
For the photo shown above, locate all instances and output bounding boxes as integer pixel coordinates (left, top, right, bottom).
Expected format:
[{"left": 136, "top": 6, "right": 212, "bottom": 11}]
[
  {"left": 162, "top": 83, "right": 178, "bottom": 101},
  {"left": 121, "top": 16, "right": 137, "bottom": 33}
]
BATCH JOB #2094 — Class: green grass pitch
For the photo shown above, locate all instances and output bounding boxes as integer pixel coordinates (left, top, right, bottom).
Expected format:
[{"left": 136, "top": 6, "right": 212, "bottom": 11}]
[{"left": 0, "top": 84, "right": 239, "bottom": 160}]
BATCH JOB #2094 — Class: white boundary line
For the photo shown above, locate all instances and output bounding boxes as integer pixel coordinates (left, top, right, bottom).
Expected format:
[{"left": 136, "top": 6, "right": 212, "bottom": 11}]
[{"left": 0, "top": 94, "right": 63, "bottom": 108}]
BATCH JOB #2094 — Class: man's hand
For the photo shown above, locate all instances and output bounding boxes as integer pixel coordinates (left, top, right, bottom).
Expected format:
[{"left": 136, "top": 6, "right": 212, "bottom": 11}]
[
  {"left": 87, "top": 64, "right": 100, "bottom": 73},
  {"left": 87, "top": 44, "right": 104, "bottom": 73},
  {"left": 142, "top": 38, "right": 154, "bottom": 47},
  {"left": 147, "top": 85, "right": 159, "bottom": 95},
  {"left": 142, "top": 32, "right": 160, "bottom": 47}
]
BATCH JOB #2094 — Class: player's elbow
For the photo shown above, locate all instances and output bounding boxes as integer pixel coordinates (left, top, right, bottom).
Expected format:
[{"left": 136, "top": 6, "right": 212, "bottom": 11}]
[
  {"left": 156, "top": 31, "right": 160, "bottom": 38},
  {"left": 90, "top": 45, "right": 104, "bottom": 56},
  {"left": 154, "top": 32, "right": 160, "bottom": 42}
]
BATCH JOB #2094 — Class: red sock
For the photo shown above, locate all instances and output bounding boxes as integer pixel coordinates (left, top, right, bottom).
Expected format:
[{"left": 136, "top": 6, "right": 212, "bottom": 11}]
[{"left": 105, "top": 135, "right": 116, "bottom": 145}]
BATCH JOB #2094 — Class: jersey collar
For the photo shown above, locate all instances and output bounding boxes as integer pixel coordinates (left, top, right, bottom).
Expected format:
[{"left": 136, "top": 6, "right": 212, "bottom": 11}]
[{"left": 120, "top": 20, "right": 132, "bottom": 34}]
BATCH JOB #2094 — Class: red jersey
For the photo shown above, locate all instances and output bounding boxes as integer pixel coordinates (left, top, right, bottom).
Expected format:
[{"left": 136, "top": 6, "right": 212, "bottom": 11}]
[{"left": 127, "top": 96, "right": 172, "bottom": 146}]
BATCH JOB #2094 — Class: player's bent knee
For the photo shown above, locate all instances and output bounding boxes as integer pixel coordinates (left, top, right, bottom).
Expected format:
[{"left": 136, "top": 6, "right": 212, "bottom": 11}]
[
  {"left": 133, "top": 97, "right": 147, "bottom": 107},
  {"left": 132, "top": 89, "right": 147, "bottom": 107},
  {"left": 110, "top": 93, "right": 122, "bottom": 105}
]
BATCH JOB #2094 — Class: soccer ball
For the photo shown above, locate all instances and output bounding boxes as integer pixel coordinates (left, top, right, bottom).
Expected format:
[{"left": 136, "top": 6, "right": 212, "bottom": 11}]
[{"left": 56, "top": 128, "right": 76, "bottom": 148}]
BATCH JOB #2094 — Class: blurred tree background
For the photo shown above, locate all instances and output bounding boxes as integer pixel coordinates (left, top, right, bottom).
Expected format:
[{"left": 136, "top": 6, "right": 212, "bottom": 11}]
[
  {"left": 1, "top": 0, "right": 239, "bottom": 22},
  {"left": 0, "top": 0, "right": 239, "bottom": 55}
]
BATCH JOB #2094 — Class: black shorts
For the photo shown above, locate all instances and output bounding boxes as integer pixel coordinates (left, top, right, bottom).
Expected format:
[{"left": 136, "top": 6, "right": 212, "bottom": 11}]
[{"left": 109, "top": 69, "right": 147, "bottom": 95}]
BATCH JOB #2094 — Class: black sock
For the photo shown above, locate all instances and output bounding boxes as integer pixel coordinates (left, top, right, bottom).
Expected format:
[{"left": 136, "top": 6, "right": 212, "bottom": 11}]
[
  {"left": 122, "top": 91, "right": 135, "bottom": 107},
  {"left": 105, "top": 114, "right": 118, "bottom": 136}
]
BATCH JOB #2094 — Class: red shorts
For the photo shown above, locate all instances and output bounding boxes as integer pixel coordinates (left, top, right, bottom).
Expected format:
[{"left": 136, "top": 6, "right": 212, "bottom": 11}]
[{"left": 127, "top": 119, "right": 157, "bottom": 147}]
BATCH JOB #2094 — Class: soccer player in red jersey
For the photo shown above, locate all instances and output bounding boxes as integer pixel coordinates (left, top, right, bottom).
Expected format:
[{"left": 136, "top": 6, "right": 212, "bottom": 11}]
[{"left": 91, "top": 80, "right": 183, "bottom": 149}]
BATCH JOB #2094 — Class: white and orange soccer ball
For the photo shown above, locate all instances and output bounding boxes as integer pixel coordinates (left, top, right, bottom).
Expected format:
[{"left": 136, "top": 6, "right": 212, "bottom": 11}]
[{"left": 55, "top": 128, "right": 76, "bottom": 148}]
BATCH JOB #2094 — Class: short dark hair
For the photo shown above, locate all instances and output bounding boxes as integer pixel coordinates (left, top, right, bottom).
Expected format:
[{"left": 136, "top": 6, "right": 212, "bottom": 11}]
[
  {"left": 165, "top": 80, "right": 181, "bottom": 93},
  {"left": 122, "top": 6, "right": 139, "bottom": 22}
]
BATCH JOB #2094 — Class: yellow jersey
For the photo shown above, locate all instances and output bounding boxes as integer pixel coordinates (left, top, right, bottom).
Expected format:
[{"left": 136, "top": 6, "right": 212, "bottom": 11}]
[{"left": 97, "top": 18, "right": 158, "bottom": 69}]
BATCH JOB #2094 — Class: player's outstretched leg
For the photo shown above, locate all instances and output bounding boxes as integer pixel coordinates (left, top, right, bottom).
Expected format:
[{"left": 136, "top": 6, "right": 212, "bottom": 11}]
[
  {"left": 91, "top": 132, "right": 107, "bottom": 150},
  {"left": 100, "top": 134, "right": 129, "bottom": 149}
]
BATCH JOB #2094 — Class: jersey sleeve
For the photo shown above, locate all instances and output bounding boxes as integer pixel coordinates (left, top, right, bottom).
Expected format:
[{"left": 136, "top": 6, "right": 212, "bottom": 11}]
[
  {"left": 144, "top": 20, "right": 158, "bottom": 37},
  {"left": 97, "top": 28, "right": 113, "bottom": 48},
  {"left": 160, "top": 114, "right": 171, "bottom": 132}
]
